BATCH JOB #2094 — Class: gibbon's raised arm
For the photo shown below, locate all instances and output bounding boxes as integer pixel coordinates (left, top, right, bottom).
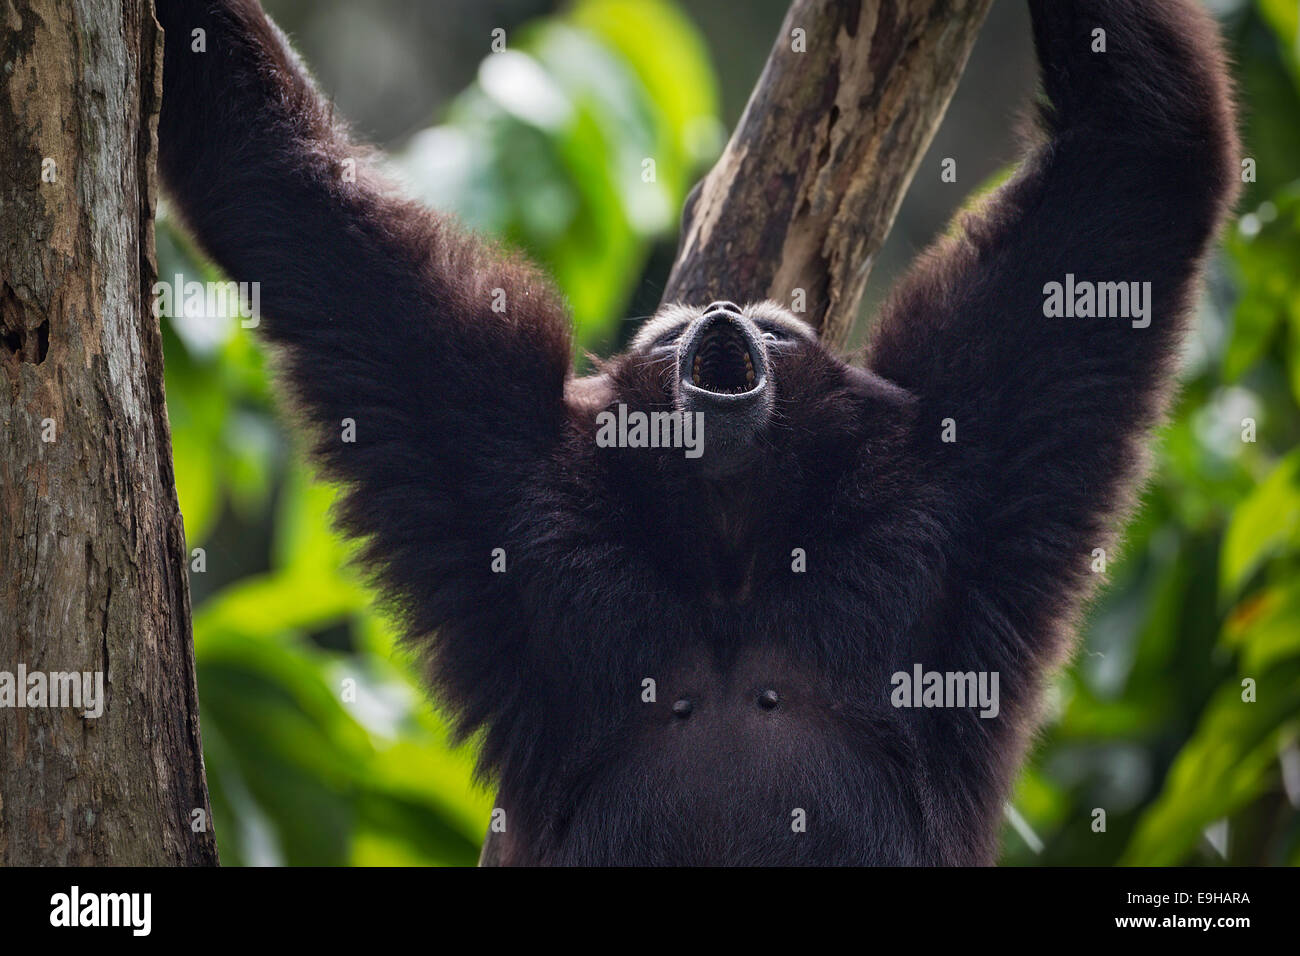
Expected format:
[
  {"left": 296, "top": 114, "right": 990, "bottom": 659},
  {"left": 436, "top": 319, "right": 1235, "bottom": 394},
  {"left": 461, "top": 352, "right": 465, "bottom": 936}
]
[
  {"left": 868, "top": 0, "right": 1238, "bottom": 675},
  {"left": 157, "top": 0, "right": 572, "bottom": 632}
]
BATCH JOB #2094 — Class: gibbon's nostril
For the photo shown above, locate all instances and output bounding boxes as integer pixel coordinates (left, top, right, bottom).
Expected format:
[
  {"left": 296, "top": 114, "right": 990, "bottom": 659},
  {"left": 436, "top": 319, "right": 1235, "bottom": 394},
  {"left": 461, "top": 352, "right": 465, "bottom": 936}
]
[
  {"left": 672, "top": 698, "right": 693, "bottom": 719},
  {"left": 703, "top": 300, "right": 742, "bottom": 317},
  {"left": 758, "top": 689, "right": 779, "bottom": 710}
]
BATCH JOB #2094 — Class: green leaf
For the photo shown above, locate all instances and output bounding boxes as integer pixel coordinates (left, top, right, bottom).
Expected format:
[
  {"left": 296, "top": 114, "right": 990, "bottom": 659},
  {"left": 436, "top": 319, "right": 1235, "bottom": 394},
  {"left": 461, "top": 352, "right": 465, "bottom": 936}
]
[
  {"left": 196, "top": 631, "right": 374, "bottom": 865},
  {"left": 163, "top": 334, "right": 227, "bottom": 547},
  {"left": 1223, "top": 188, "right": 1300, "bottom": 383},
  {"left": 272, "top": 464, "right": 357, "bottom": 575},
  {"left": 350, "top": 791, "right": 481, "bottom": 866},
  {"left": 1225, "top": 580, "right": 1300, "bottom": 672},
  {"left": 1220, "top": 448, "right": 1300, "bottom": 598},
  {"left": 1259, "top": 0, "right": 1300, "bottom": 89},
  {"left": 1120, "top": 661, "right": 1300, "bottom": 865}
]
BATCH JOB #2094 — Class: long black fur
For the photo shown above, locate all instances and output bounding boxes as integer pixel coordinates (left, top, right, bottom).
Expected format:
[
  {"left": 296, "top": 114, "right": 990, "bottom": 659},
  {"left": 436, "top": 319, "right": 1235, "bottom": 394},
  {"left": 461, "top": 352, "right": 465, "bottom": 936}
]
[{"left": 157, "top": 0, "right": 1239, "bottom": 864}]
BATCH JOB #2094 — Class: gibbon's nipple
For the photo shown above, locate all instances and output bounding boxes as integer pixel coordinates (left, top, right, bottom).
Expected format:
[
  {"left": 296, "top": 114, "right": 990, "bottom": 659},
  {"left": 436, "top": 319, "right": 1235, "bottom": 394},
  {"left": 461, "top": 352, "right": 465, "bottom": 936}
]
[{"left": 668, "top": 690, "right": 779, "bottom": 718}]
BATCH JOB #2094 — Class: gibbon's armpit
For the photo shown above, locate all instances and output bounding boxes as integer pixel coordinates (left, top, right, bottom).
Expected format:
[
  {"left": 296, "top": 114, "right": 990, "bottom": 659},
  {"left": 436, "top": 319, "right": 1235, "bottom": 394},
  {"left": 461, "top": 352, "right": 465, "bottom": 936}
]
[{"left": 156, "top": 0, "right": 1239, "bottom": 865}]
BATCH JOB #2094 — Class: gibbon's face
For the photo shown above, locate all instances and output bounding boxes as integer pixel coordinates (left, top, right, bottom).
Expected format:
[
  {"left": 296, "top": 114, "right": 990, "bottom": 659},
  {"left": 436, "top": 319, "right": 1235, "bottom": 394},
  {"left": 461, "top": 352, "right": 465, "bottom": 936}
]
[
  {"left": 630, "top": 301, "right": 817, "bottom": 472},
  {"left": 578, "top": 300, "right": 854, "bottom": 478},
  {"left": 631, "top": 300, "right": 817, "bottom": 393}
]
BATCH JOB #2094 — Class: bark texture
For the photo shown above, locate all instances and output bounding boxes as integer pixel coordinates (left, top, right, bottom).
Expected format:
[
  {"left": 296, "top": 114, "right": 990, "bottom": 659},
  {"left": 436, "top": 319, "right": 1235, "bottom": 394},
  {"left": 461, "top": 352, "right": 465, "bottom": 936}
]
[
  {"left": 0, "top": 0, "right": 216, "bottom": 865},
  {"left": 662, "top": 0, "right": 993, "bottom": 350}
]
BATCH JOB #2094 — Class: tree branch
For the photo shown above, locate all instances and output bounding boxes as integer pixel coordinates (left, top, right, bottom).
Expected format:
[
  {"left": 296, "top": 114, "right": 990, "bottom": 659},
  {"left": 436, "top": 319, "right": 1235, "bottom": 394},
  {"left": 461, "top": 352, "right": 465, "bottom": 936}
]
[{"left": 661, "top": 0, "right": 992, "bottom": 351}]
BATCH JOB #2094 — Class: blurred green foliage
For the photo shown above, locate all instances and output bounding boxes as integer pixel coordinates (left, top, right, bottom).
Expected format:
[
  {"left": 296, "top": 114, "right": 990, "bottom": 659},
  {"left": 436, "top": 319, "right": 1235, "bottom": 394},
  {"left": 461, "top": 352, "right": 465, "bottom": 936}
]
[
  {"left": 156, "top": 0, "right": 1300, "bottom": 865},
  {"left": 391, "top": 0, "right": 720, "bottom": 353}
]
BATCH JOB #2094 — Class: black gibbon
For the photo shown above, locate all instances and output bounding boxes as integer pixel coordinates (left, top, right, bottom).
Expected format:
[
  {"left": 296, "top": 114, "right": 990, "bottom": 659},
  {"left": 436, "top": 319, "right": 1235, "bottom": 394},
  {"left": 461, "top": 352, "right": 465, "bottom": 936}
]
[{"left": 156, "top": 0, "right": 1239, "bottom": 864}]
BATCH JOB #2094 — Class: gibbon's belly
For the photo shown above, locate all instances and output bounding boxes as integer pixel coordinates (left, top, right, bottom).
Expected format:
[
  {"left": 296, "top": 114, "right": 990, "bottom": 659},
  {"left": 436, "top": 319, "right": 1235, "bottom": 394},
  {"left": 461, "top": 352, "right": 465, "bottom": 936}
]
[{"left": 547, "top": 648, "right": 928, "bottom": 866}]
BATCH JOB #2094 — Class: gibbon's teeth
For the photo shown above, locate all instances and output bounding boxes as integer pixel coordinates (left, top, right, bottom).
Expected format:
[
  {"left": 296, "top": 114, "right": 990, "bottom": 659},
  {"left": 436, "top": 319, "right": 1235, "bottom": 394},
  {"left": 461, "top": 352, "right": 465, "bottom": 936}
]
[{"left": 690, "top": 322, "right": 759, "bottom": 393}]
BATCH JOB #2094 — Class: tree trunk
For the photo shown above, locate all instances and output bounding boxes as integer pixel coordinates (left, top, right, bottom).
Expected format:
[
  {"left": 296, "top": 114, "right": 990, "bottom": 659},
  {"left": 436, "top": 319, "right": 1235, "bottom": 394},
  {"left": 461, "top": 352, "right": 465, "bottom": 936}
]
[
  {"left": 663, "top": 0, "right": 993, "bottom": 350},
  {"left": 0, "top": 0, "right": 217, "bottom": 865},
  {"left": 481, "top": 0, "right": 990, "bottom": 865}
]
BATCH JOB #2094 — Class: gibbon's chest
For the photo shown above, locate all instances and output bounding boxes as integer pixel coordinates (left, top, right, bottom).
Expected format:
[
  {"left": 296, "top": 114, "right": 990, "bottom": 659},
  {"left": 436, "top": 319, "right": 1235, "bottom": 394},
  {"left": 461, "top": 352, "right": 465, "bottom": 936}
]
[{"left": 537, "top": 643, "right": 927, "bottom": 865}]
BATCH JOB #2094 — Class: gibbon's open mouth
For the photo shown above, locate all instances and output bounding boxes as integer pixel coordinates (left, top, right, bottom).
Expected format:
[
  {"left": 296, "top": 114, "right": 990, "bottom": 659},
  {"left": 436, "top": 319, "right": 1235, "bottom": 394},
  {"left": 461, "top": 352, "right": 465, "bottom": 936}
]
[
  {"left": 680, "top": 312, "right": 767, "bottom": 397},
  {"left": 676, "top": 307, "right": 773, "bottom": 474}
]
